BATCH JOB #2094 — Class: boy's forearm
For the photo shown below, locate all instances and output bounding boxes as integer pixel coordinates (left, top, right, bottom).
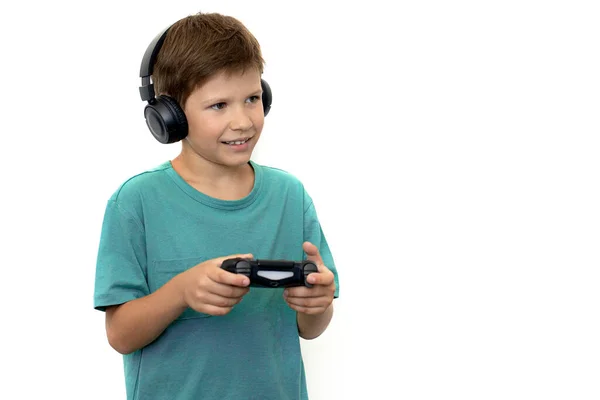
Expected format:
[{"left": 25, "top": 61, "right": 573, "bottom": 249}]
[
  {"left": 297, "top": 303, "right": 334, "bottom": 340},
  {"left": 105, "top": 275, "right": 188, "bottom": 355}
]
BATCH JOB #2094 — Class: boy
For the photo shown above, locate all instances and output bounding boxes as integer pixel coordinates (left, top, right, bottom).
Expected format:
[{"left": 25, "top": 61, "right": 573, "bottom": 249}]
[{"left": 93, "top": 12, "right": 340, "bottom": 400}]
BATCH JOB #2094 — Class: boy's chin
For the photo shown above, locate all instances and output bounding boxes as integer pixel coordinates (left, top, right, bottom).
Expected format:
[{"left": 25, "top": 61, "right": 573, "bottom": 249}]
[
  {"left": 218, "top": 153, "right": 254, "bottom": 168},
  {"left": 218, "top": 143, "right": 256, "bottom": 165}
]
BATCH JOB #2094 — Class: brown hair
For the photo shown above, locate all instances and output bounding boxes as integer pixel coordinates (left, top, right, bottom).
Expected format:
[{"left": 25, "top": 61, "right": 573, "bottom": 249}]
[{"left": 153, "top": 12, "right": 265, "bottom": 107}]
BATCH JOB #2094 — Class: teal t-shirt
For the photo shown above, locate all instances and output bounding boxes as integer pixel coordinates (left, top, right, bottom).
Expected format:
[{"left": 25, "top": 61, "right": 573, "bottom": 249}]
[{"left": 93, "top": 160, "right": 340, "bottom": 400}]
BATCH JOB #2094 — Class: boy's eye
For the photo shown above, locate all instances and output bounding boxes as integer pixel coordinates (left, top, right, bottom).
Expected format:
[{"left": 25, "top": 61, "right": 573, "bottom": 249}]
[
  {"left": 246, "top": 96, "right": 260, "bottom": 103},
  {"left": 211, "top": 102, "right": 226, "bottom": 110}
]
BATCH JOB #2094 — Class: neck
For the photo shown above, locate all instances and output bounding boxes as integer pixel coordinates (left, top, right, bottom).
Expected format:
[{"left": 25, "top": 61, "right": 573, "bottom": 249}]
[{"left": 171, "top": 146, "right": 254, "bottom": 200}]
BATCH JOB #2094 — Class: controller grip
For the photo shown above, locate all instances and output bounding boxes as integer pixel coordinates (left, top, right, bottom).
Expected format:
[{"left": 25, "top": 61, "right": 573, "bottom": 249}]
[
  {"left": 221, "top": 258, "right": 252, "bottom": 277},
  {"left": 303, "top": 261, "right": 318, "bottom": 288}
]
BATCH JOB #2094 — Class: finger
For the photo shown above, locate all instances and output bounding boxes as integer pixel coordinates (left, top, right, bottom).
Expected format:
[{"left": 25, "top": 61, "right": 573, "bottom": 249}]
[
  {"left": 217, "top": 253, "right": 254, "bottom": 264},
  {"left": 285, "top": 282, "right": 333, "bottom": 297},
  {"left": 214, "top": 269, "right": 251, "bottom": 287},
  {"left": 284, "top": 286, "right": 313, "bottom": 298},
  {"left": 213, "top": 253, "right": 254, "bottom": 287},
  {"left": 200, "top": 292, "right": 245, "bottom": 308},
  {"left": 195, "top": 304, "right": 234, "bottom": 317},
  {"left": 302, "top": 242, "right": 323, "bottom": 265},
  {"left": 285, "top": 282, "right": 334, "bottom": 300},
  {"left": 285, "top": 294, "right": 330, "bottom": 308},
  {"left": 285, "top": 302, "right": 329, "bottom": 315},
  {"left": 306, "top": 270, "right": 334, "bottom": 286},
  {"left": 285, "top": 286, "right": 332, "bottom": 300},
  {"left": 207, "top": 281, "right": 250, "bottom": 299}
]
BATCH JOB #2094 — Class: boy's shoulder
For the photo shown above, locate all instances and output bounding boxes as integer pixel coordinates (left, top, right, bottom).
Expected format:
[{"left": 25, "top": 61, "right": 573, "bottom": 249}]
[
  {"left": 108, "top": 161, "right": 172, "bottom": 205},
  {"left": 254, "top": 161, "right": 305, "bottom": 188}
]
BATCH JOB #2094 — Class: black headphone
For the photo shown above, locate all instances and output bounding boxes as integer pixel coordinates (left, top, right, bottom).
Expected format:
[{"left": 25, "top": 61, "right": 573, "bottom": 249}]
[{"left": 138, "top": 25, "right": 273, "bottom": 144}]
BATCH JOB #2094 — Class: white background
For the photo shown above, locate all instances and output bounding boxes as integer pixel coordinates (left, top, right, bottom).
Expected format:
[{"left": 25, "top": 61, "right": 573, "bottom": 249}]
[{"left": 1, "top": 0, "right": 599, "bottom": 399}]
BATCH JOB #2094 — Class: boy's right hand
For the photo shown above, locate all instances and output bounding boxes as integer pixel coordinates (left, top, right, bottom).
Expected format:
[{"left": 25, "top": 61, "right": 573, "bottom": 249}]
[{"left": 178, "top": 254, "right": 253, "bottom": 316}]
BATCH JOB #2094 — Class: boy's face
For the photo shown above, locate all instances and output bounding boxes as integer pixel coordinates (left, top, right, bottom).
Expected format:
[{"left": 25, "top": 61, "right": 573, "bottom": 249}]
[{"left": 181, "top": 68, "right": 265, "bottom": 169}]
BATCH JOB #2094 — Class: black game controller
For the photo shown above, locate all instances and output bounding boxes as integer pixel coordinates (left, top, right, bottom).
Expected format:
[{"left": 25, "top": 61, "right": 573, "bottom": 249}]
[{"left": 221, "top": 258, "right": 319, "bottom": 288}]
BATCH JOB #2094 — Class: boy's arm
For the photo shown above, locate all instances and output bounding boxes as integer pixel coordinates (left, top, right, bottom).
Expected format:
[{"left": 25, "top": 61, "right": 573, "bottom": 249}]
[
  {"left": 104, "top": 255, "right": 252, "bottom": 355},
  {"left": 297, "top": 303, "right": 334, "bottom": 340},
  {"left": 105, "top": 274, "right": 187, "bottom": 355}
]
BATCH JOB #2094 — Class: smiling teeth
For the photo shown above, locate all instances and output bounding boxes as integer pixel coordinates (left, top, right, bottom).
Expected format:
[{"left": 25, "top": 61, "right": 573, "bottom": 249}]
[{"left": 225, "top": 139, "right": 248, "bottom": 145}]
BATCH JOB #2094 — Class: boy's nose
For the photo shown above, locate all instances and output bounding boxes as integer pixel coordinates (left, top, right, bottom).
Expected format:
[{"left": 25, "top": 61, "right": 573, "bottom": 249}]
[{"left": 229, "top": 109, "right": 253, "bottom": 131}]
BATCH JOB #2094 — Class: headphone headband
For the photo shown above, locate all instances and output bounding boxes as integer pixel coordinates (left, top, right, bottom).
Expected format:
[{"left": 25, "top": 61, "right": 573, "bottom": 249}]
[{"left": 139, "top": 25, "right": 171, "bottom": 103}]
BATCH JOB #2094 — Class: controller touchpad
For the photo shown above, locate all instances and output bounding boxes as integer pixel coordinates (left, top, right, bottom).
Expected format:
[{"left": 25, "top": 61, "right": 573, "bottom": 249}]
[{"left": 257, "top": 271, "right": 294, "bottom": 280}]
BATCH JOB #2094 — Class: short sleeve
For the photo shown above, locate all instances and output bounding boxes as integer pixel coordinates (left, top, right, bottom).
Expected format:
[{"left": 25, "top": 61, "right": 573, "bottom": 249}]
[
  {"left": 93, "top": 199, "right": 149, "bottom": 311},
  {"left": 303, "top": 195, "right": 340, "bottom": 298}
]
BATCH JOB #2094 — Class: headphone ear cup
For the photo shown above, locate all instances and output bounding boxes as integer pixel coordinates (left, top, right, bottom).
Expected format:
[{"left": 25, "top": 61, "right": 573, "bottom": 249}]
[
  {"left": 143, "top": 95, "right": 188, "bottom": 144},
  {"left": 261, "top": 79, "right": 272, "bottom": 117}
]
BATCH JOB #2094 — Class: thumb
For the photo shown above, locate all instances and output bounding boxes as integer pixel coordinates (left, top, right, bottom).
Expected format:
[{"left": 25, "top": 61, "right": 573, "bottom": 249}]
[
  {"left": 215, "top": 254, "right": 254, "bottom": 286},
  {"left": 302, "top": 242, "right": 322, "bottom": 264}
]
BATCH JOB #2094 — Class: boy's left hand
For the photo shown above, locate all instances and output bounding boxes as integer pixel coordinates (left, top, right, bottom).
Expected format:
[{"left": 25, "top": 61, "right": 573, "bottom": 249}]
[{"left": 283, "top": 242, "right": 336, "bottom": 315}]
